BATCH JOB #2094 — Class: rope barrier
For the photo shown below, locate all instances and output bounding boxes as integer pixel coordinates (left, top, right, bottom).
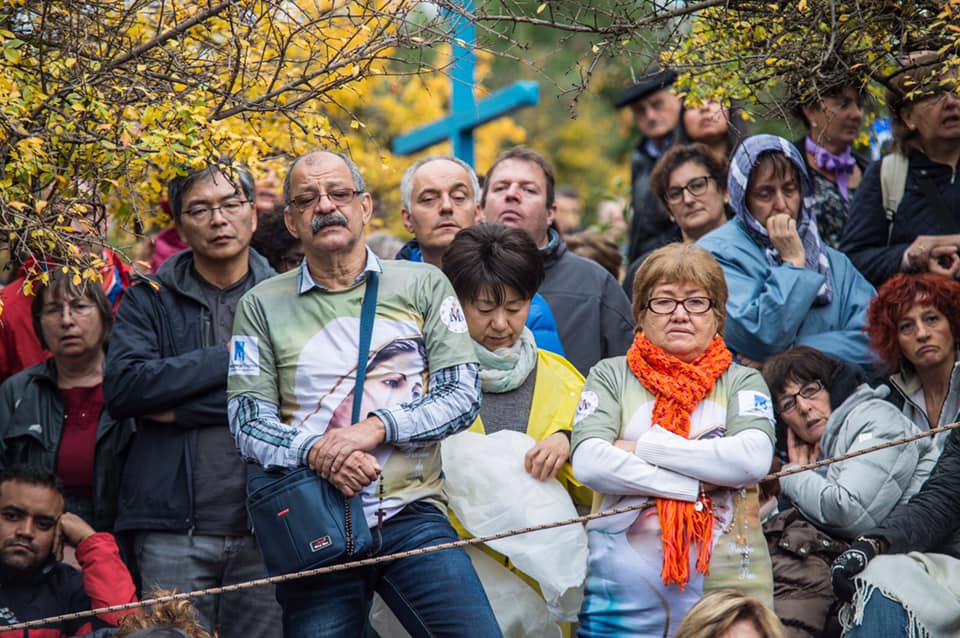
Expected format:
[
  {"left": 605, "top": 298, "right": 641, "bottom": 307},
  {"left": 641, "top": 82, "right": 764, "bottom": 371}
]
[{"left": 8, "top": 419, "right": 960, "bottom": 632}]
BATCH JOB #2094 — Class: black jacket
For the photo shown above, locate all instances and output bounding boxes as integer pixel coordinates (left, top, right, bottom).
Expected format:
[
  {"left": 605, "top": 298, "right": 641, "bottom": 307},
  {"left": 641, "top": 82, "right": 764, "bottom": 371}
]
[
  {"left": 104, "top": 249, "right": 274, "bottom": 533},
  {"left": 0, "top": 359, "right": 134, "bottom": 532},
  {"left": 626, "top": 140, "right": 680, "bottom": 263},
  {"left": 539, "top": 229, "right": 635, "bottom": 376},
  {"left": 866, "top": 427, "right": 960, "bottom": 555},
  {"left": 839, "top": 150, "right": 960, "bottom": 287}
]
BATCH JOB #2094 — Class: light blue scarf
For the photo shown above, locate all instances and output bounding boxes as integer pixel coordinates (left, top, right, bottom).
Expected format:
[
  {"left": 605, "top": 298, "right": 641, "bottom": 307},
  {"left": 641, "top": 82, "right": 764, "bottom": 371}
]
[{"left": 474, "top": 327, "right": 538, "bottom": 393}]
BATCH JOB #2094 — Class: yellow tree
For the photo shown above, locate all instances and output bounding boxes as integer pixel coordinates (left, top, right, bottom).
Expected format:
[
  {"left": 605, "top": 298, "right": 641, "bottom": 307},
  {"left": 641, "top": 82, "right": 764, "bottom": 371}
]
[{"left": 0, "top": 0, "right": 457, "bottom": 285}]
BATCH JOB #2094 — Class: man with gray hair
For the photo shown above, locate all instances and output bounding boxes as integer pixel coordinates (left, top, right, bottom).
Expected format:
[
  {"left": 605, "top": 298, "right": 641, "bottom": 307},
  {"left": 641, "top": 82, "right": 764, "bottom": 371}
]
[
  {"left": 397, "top": 154, "right": 482, "bottom": 267},
  {"left": 228, "top": 149, "right": 502, "bottom": 637},
  {"left": 396, "top": 154, "right": 565, "bottom": 355}
]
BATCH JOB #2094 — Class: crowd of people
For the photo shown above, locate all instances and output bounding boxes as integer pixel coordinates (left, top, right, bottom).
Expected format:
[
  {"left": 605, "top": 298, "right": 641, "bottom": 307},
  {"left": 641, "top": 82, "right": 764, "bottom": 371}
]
[{"left": 0, "top": 51, "right": 958, "bottom": 638}]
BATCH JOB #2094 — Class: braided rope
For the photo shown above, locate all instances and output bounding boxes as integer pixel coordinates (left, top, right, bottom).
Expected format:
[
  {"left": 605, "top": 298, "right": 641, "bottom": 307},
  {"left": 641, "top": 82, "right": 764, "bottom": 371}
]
[{"left": 7, "top": 419, "right": 959, "bottom": 632}]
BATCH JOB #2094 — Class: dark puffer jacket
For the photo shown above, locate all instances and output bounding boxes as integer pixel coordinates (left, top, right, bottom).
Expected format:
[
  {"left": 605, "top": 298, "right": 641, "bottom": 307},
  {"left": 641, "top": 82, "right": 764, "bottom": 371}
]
[{"left": 765, "top": 508, "right": 849, "bottom": 638}]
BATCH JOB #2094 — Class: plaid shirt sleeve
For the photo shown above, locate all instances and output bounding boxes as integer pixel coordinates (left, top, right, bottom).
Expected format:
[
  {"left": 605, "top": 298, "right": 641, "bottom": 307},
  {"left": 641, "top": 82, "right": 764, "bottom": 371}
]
[
  {"left": 228, "top": 394, "right": 320, "bottom": 469},
  {"left": 372, "top": 362, "right": 481, "bottom": 447},
  {"left": 228, "top": 362, "right": 480, "bottom": 467}
]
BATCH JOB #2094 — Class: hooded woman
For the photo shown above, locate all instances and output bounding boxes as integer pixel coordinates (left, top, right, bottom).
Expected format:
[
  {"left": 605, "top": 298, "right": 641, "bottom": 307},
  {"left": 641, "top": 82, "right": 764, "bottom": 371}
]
[{"left": 698, "top": 134, "right": 876, "bottom": 369}]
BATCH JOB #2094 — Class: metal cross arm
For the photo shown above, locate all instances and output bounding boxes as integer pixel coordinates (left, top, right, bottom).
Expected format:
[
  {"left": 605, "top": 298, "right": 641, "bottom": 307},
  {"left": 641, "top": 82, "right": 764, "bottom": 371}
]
[{"left": 392, "top": 80, "right": 540, "bottom": 158}]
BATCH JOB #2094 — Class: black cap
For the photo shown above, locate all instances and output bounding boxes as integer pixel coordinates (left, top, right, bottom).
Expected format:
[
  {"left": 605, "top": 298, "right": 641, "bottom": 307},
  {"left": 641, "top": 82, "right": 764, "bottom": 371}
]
[{"left": 614, "top": 69, "right": 678, "bottom": 108}]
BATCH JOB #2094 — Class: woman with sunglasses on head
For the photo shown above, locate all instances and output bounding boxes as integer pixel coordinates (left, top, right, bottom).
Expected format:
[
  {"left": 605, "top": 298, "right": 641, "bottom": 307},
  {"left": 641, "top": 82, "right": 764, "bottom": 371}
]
[
  {"left": 760, "top": 346, "right": 937, "bottom": 638},
  {"left": 623, "top": 143, "right": 730, "bottom": 299},
  {"left": 840, "top": 53, "right": 960, "bottom": 288},
  {"left": 698, "top": 135, "right": 875, "bottom": 370}
]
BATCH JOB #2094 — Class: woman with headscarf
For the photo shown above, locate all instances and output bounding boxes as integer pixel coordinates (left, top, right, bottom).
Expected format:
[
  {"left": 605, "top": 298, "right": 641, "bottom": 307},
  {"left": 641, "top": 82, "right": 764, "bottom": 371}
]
[{"left": 698, "top": 134, "right": 875, "bottom": 370}]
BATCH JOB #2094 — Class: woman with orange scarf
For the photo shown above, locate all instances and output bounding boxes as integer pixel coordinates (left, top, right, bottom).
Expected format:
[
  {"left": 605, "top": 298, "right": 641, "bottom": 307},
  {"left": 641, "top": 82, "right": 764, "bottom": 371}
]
[{"left": 571, "top": 243, "right": 776, "bottom": 637}]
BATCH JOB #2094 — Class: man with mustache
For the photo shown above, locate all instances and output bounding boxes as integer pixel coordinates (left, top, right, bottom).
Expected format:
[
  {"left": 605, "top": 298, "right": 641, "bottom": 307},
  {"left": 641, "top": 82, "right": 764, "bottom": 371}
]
[
  {"left": 104, "top": 163, "right": 279, "bottom": 637},
  {"left": 0, "top": 464, "right": 136, "bottom": 636},
  {"left": 396, "top": 154, "right": 565, "bottom": 355},
  {"left": 228, "top": 149, "right": 501, "bottom": 637}
]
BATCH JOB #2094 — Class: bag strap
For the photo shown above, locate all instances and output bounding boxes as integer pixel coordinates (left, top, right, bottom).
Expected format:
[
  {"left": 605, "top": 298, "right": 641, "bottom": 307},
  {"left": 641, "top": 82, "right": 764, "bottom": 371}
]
[
  {"left": 881, "top": 152, "right": 909, "bottom": 246},
  {"left": 352, "top": 270, "right": 380, "bottom": 423},
  {"left": 343, "top": 269, "right": 379, "bottom": 557},
  {"left": 915, "top": 173, "right": 960, "bottom": 235}
]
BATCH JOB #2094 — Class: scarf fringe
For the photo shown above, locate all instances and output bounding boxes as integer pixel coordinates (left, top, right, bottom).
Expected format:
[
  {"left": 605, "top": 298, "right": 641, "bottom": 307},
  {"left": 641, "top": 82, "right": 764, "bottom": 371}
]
[
  {"left": 627, "top": 332, "right": 732, "bottom": 589},
  {"left": 841, "top": 582, "right": 932, "bottom": 638}
]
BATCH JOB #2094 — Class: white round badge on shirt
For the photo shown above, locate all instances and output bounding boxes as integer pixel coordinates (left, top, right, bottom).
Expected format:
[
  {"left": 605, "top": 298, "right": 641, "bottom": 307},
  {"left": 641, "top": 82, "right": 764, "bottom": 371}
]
[
  {"left": 440, "top": 296, "right": 469, "bottom": 333},
  {"left": 574, "top": 390, "right": 599, "bottom": 424}
]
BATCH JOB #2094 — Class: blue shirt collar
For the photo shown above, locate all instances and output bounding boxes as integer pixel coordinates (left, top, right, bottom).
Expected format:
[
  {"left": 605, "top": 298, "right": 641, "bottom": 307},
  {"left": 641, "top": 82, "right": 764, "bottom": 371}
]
[{"left": 297, "top": 246, "right": 383, "bottom": 294}]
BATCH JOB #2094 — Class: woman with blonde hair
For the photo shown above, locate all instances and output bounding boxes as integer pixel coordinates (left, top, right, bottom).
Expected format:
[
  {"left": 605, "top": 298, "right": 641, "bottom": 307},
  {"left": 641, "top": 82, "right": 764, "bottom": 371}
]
[
  {"left": 572, "top": 242, "right": 775, "bottom": 637},
  {"left": 675, "top": 590, "right": 784, "bottom": 638}
]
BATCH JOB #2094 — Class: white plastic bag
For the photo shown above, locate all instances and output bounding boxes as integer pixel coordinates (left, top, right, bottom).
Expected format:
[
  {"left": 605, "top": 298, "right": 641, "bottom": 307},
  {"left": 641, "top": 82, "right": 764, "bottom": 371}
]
[{"left": 441, "top": 430, "right": 588, "bottom": 622}]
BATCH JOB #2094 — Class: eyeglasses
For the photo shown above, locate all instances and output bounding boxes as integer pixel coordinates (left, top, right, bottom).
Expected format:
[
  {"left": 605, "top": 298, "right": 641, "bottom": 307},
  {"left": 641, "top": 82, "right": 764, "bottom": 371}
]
[
  {"left": 777, "top": 380, "right": 824, "bottom": 414},
  {"left": 290, "top": 189, "right": 361, "bottom": 212},
  {"left": 645, "top": 297, "right": 714, "bottom": 315},
  {"left": 181, "top": 199, "right": 251, "bottom": 221},
  {"left": 665, "top": 176, "right": 714, "bottom": 204},
  {"left": 41, "top": 299, "right": 98, "bottom": 320}
]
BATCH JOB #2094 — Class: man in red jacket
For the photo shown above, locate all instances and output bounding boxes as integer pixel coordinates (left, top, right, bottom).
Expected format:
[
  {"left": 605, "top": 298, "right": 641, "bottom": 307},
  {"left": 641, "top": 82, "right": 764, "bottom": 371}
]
[{"left": 0, "top": 465, "right": 137, "bottom": 637}]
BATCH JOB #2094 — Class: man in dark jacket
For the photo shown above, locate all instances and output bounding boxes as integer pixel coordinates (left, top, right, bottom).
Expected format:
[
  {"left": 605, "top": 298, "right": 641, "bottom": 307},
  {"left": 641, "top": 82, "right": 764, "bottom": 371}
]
[
  {"left": 104, "top": 162, "right": 278, "bottom": 637},
  {"left": 615, "top": 69, "right": 685, "bottom": 263},
  {"left": 0, "top": 464, "right": 136, "bottom": 637},
  {"left": 481, "top": 146, "right": 635, "bottom": 376}
]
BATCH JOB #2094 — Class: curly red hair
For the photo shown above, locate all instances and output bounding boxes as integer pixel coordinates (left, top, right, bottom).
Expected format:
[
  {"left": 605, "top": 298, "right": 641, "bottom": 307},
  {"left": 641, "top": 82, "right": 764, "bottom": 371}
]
[{"left": 867, "top": 273, "right": 960, "bottom": 373}]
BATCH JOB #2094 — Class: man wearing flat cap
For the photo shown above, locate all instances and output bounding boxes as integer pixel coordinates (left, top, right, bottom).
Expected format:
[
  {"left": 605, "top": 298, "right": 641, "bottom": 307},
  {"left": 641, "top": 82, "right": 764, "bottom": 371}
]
[{"left": 615, "top": 69, "right": 684, "bottom": 263}]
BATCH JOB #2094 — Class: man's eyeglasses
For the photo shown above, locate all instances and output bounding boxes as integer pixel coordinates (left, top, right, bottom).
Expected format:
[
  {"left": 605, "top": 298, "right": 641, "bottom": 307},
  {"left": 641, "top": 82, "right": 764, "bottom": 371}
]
[
  {"left": 665, "top": 176, "right": 714, "bottom": 204},
  {"left": 777, "top": 380, "right": 824, "bottom": 415},
  {"left": 290, "top": 189, "right": 362, "bottom": 212},
  {"left": 181, "top": 199, "right": 251, "bottom": 222},
  {"left": 645, "top": 297, "right": 714, "bottom": 315}
]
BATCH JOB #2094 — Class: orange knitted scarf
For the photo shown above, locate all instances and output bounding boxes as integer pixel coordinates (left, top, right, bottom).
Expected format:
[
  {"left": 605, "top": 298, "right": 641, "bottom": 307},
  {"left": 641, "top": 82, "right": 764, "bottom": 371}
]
[{"left": 626, "top": 331, "right": 732, "bottom": 589}]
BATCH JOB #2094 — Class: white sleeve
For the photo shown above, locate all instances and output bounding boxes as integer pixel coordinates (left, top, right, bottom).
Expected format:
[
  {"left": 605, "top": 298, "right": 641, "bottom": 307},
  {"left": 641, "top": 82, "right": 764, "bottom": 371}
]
[
  {"left": 633, "top": 426, "right": 774, "bottom": 487},
  {"left": 572, "top": 437, "right": 700, "bottom": 501}
]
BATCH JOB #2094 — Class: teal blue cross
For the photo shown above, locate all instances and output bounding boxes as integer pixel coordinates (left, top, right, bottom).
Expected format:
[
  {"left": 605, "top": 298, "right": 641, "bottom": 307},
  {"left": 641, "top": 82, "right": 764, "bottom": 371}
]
[{"left": 392, "top": 0, "right": 540, "bottom": 168}]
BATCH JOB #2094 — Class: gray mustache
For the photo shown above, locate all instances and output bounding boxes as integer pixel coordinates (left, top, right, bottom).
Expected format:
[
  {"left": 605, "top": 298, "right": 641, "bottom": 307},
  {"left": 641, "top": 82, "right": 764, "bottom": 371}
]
[{"left": 310, "top": 212, "right": 349, "bottom": 234}]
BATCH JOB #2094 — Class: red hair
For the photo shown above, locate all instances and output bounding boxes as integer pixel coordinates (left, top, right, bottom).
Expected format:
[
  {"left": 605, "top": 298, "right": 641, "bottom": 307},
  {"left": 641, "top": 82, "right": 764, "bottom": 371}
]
[{"left": 867, "top": 273, "right": 960, "bottom": 373}]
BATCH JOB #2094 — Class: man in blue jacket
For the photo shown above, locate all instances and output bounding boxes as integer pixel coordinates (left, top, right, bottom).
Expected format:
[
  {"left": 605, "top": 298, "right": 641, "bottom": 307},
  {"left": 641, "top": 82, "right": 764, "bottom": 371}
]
[
  {"left": 396, "top": 154, "right": 567, "bottom": 355},
  {"left": 104, "top": 162, "right": 279, "bottom": 637}
]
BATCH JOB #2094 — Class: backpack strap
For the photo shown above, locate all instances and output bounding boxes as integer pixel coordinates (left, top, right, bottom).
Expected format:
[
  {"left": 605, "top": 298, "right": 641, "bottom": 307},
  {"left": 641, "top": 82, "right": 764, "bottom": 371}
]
[{"left": 880, "top": 152, "right": 909, "bottom": 246}]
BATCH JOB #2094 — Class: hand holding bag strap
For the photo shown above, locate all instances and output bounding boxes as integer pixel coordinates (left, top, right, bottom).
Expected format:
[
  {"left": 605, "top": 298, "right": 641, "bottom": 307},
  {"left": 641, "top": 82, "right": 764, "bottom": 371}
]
[{"left": 343, "top": 270, "right": 379, "bottom": 555}]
